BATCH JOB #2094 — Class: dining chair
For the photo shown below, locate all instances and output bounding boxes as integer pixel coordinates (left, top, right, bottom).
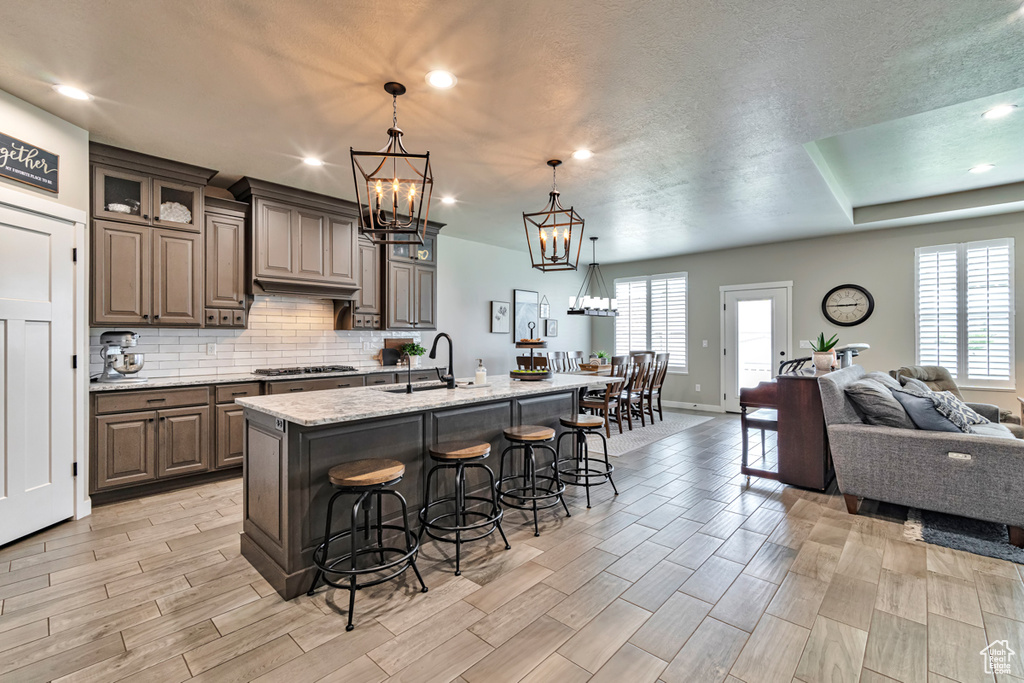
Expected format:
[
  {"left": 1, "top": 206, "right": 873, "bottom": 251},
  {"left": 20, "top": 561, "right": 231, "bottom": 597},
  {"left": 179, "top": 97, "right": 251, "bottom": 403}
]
[
  {"left": 581, "top": 374, "right": 625, "bottom": 437},
  {"left": 516, "top": 355, "right": 548, "bottom": 371},
  {"left": 645, "top": 353, "right": 670, "bottom": 422},
  {"left": 625, "top": 360, "right": 653, "bottom": 427},
  {"left": 548, "top": 351, "right": 568, "bottom": 372},
  {"left": 567, "top": 351, "right": 585, "bottom": 372}
]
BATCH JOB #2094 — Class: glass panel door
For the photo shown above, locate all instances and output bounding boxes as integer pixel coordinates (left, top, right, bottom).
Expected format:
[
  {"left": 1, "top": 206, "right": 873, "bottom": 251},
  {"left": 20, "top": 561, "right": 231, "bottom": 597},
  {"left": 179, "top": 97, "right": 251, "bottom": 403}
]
[
  {"left": 153, "top": 180, "right": 200, "bottom": 231},
  {"left": 722, "top": 286, "right": 790, "bottom": 412},
  {"left": 93, "top": 166, "right": 151, "bottom": 224},
  {"left": 736, "top": 299, "right": 773, "bottom": 391}
]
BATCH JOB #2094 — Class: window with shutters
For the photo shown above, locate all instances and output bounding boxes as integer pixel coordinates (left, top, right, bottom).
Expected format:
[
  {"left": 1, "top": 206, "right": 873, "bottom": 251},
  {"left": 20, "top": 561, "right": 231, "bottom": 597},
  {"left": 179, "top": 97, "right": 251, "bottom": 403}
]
[
  {"left": 614, "top": 272, "right": 687, "bottom": 372},
  {"left": 915, "top": 238, "right": 1014, "bottom": 389}
]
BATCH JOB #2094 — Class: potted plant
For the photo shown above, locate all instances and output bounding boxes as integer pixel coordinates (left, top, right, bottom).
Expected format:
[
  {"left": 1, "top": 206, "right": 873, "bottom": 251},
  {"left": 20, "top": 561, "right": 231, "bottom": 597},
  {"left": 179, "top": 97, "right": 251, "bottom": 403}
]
[
  {"left": 810, "top": 333, "right": 838, "bottom": 372},
  {"left": 399, "top": 342, "right": 426, "bottom": 368},
  {"left": 592, "top": 350, "right": 610, "bottom": 365}
]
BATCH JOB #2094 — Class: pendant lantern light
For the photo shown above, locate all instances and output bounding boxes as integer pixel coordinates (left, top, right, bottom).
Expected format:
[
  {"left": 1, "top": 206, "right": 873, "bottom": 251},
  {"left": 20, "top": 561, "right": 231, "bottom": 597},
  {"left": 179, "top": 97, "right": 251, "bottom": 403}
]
[
  {"left": 350, "top": 82, "right": 433, "bottom": 245},
  {"left": 568, "top": 237, "right": 618, "bottom": 316},
  {"left": 522, "top": 160, "right": 585, "bottom": 271}
]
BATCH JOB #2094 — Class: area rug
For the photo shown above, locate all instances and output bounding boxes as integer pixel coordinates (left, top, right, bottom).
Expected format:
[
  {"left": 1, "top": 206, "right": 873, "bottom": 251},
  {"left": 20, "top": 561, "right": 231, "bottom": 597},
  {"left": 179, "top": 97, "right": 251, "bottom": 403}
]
[
  {"left": 905, "top": 508, "right": 1024, "bottom": 564},
  {"left": 584, "top": 412, "right": 713, "bottom": 457}
]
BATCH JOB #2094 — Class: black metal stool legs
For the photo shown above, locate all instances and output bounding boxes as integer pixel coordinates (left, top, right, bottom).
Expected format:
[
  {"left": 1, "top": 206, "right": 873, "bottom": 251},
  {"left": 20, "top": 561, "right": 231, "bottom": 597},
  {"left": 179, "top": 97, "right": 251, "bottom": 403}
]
[
  {"left": 555, "top": 426, "right": 617, "bottom": 509},
  {"left": 496, "top": 440, "right": 569, "bottom": 537}
]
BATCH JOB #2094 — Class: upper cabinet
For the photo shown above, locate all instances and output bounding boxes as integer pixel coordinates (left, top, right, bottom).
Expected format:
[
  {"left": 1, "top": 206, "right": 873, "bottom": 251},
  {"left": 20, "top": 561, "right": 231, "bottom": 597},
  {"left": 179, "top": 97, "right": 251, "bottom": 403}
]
[
  {"left": 230, "top": 178, "right": 360, "bottom": 297},
  {"left": 383, "top": 226, "right": 440, "bottom": 330},
  {"left": 204, "top": 198, "right": 247, "bottom": 310}
]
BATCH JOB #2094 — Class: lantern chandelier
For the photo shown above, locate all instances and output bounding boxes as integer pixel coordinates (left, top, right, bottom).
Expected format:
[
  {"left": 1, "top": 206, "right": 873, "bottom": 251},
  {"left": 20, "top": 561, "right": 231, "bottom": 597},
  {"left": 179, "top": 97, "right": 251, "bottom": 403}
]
[
  {"left": 568, "top": 237, "right": 618, "bottom": 317},
  {"left": 350, "top": 82, "right": 433, "bottom": 245},
  {"left": 522, "top": 159, "right": 585, "bottom": 272}
]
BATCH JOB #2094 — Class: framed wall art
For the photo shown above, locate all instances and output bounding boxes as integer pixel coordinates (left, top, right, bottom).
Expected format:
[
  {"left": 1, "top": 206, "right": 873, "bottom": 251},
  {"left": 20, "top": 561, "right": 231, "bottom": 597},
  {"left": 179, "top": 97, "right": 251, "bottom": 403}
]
[
  {"left": 513, "top": 289, "right": 539, "bottom": 340},
  {"left": 545, "top": 318, "right": 559, "bottom": 337},
  {"left": 490, "top": 300, "right": 510, "bottom": 334}
]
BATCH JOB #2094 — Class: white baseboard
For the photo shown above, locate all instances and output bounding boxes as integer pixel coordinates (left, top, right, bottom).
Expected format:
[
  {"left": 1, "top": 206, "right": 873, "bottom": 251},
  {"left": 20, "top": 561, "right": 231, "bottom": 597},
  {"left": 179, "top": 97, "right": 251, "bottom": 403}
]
[{"left": 663, "top": 400, "right": 726, "bottom": 413}]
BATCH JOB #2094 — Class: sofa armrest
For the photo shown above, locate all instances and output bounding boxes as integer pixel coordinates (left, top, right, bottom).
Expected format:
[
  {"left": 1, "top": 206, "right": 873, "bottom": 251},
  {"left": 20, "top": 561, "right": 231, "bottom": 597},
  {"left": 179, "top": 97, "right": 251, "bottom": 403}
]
[
  {"left": 826, "top": 423, "right": 1024, "bottom": 528},
  {"left": 966, "top": 402, "right": 1000, "bottom": 423}
]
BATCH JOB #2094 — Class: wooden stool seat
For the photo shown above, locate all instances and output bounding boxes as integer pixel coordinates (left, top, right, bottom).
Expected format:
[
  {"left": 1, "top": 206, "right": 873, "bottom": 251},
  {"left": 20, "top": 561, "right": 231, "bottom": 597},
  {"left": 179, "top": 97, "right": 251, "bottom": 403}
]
[
  {"left": 429, "top": 441, "right": 491, "bottom": 460},
  {"left": 559, "top": 414, "right": 605, "bottom": 429},
  {"left": 328, "top": 459, "right": 405, "bottom": 487},
  {"left": 503, "top": 425, "right": 556, "bottom": 442}
]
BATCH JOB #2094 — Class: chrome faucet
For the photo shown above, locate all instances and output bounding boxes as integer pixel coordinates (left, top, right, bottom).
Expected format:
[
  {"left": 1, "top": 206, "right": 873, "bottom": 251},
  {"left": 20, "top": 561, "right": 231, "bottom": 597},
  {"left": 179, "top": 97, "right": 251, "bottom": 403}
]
[{"left": 429, "top": 333, "right": 456, "bottom": 389}]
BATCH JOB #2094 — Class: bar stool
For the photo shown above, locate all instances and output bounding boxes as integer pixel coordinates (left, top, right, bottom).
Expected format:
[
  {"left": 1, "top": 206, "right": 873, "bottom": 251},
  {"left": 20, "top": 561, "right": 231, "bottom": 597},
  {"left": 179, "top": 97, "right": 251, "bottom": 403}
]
[
  {"left": 496, "top": 425, "right": 570, "bottom": 536},
  {"left": 555, "top": 414, "right": 618, "bottom": 508},
  {"left": 419, "top": 441, "right": 510, "bottom": 576},
  {"left": 307, "top": 458, "right": 427, "bottom": 632}
]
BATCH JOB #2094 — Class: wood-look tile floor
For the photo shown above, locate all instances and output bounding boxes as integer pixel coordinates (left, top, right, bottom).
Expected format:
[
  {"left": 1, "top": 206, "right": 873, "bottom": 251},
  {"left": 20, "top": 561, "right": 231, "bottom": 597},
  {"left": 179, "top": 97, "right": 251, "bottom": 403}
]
[{"left": 2, "top": 412, "right": 1022, "bottom": 683}]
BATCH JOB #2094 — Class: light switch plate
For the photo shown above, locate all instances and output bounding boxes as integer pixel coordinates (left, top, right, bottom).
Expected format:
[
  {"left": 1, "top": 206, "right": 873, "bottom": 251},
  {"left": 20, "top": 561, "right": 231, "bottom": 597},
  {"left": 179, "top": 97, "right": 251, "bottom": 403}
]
[
  {"left": 695, "top": 384, "right": 701, "bottom": 392},
  {"left": 702, "top": 340, "right": 708, "bottom": 348}
]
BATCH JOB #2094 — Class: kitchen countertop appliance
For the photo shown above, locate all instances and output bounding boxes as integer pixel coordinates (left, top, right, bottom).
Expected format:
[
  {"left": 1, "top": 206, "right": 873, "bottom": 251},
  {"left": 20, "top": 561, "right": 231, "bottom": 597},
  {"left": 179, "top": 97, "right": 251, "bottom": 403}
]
[{"left": 97, "top": 331, "right": 147, "bottom": 383}]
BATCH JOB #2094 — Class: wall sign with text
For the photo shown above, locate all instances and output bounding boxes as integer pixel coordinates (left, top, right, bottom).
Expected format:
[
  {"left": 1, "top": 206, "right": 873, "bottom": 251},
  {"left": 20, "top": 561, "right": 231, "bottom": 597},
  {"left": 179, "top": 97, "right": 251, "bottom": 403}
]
[{"left": 0, "top": 132, "right": 59, "bottom": 193}]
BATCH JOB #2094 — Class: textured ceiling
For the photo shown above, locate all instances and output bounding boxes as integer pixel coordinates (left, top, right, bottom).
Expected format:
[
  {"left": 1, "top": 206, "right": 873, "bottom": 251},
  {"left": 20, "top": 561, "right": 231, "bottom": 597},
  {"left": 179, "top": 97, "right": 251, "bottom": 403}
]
[{"left": 0, "top": 0, "right": 1022, "bottom": 263}]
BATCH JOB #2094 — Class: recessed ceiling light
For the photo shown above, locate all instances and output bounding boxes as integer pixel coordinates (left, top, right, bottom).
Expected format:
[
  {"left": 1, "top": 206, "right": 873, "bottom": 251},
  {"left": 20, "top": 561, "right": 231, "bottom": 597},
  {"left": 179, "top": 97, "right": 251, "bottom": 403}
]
[
  {"left": 302, "top": 157, "right": 324, "bottom": 167},
  {"left": 572, "top": 149, "right": 593, "bottom": 160},
  {"left": 52, "top": 84, "right": 92, "bottom": 101},
  {"left": 982, "top": 104, "right": 1017, "bottom": 119},
  {"left": 440, "top": 196, "right": 456, "bottom": 205},
  {"left": 425, "top": 70, "right": 457, "bottom": 89},
  {"left": 969, "top": 163, "right": 995, "bottom": 173}
]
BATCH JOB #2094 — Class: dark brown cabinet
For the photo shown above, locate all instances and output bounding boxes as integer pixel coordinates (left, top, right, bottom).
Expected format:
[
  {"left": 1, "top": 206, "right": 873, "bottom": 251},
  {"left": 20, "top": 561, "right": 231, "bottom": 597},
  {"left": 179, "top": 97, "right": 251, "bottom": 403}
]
[
  {"left": 327, "top": 215, "right": 358, "bottom": 287},
  {"left": 415, "top": 265, "right": 437, "bottom": 329},
  {"left": 255, "top": 198, "right": 296, "bottom": 281},
  {"left": 216, "top": 404, "right": 246, "bottom": 469},
  {"left": 386, "top": 261, "right": 437, "bottom": 330},
  {"left": 152, "top": 178, "right": 202, "bottom": 231},
  {"left": 205, "top": 199, "right": 247, "bottom": 310},
  {"left": 94, "top": 412, "right": 157, "bottom": 489},
  {"left": 153, "top": 229, "right": 203, "bottom": 326},
  {"left": 356, "top": 237, "right": 380, "bottom": 316},
  {"left": 157, "top": 406, "right": 210, "bottom": 477},
  {"left": 92, "top": 221, "right": 151, "bottom": 325},
  {"left": 93, "top": 166, "right": 152, "bottom": 225}
]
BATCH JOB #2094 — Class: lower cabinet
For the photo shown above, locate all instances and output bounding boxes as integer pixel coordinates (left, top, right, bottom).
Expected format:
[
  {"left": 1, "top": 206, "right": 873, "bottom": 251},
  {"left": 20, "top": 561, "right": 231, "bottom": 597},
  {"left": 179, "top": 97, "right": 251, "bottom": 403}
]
[
  {"left": 94, "top": 411, "right": 158, "bottom": 489},
  {"left": 157, "top": 406, "right": 210, "bottom": 477},
  {"left": 216, "top": 403, "right": 245, "bottom": 469}
]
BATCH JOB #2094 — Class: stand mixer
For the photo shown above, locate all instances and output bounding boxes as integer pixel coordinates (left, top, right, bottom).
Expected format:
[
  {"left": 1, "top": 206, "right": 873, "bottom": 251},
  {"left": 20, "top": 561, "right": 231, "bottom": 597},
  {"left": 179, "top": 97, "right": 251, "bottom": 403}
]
[{"left": 97, "top": 331, "right": 148, "bottom": 383}]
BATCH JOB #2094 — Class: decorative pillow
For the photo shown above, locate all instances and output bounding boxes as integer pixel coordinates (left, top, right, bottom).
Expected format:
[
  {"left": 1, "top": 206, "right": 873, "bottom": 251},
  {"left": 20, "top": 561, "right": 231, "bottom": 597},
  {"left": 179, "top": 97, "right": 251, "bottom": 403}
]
[
  {"left": 845, "top": 378, "right": 916, "bottom": 429},
  {"left": 900, "top": 377, "right": 934, "bottom": 394},
  {"left": 865, "top": 371, "right": 902, "bottom": 392},
  {"left": 931, "top": 390, "right": 990, "bottom": 428},
  {"left": 890, "top": 388, "right": 964, "bottom": 432}
]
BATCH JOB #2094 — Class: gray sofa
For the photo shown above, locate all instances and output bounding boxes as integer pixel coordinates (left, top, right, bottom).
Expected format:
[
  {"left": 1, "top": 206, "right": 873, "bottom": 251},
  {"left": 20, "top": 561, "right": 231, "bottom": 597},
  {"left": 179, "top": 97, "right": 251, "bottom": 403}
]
[{"left": 818, "top": 365, "right": 1024, "bottom": 548}]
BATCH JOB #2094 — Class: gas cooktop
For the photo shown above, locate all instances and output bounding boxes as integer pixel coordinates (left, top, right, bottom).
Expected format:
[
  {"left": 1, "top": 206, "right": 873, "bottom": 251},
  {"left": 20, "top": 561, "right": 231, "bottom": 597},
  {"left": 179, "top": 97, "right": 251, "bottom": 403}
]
[{"left": 252, "top": 365, "right": 358, "bottom": 377}]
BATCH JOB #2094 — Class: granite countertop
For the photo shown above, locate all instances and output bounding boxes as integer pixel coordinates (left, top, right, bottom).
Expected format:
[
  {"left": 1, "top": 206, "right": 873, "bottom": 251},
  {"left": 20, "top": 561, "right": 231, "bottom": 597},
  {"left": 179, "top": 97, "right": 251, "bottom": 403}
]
[
  {"left": 235, "top": 374, "right": 611, "bottom": 427},
  {"left": 88, "top": 365, "right": 442, "bottom": 392}
]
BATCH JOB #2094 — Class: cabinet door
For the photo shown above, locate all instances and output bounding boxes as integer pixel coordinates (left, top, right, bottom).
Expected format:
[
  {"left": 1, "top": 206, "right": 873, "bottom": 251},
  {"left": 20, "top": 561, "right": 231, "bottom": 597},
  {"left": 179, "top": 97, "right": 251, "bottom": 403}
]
[
  {"left": 215, "top": 403, "right": 245, "bottom": 469},
  {"left": 326, "top": 214, "right": 358, "bottom": 287},
  {"left": 92, "top": 221, "right": 151, "bottom": 326},
  {"left": 205, "top": 212, "right": 245, "bottom": 308},
  {"left": 94, "top": 412, "right": 157, "bottom": 490},
  {"left": 295, "top": 210, "right": 326, "bottom": 279},
  {"left": 153, "top": 229, "right": 202, "bottom": 326},
  {"left": 356, "top": 238, "right": 380, "bottom": 314},
  {"left": 153, "top": 179, "right": 202, "bottom": 232},
  {"left": 157, "top": 406, "right": 210, "bottom": 477},
  {"left": 387, "top": 260, "right": 416, "bottom": 329},
  {"left": 414, "top": 265, "right": 437, "bottom": 329},
  {"left": 255, "top": 199, "right": 296, "bottom": 280},
  {"left": 93, "top": 166, "right": 151, "bottom": 224}
]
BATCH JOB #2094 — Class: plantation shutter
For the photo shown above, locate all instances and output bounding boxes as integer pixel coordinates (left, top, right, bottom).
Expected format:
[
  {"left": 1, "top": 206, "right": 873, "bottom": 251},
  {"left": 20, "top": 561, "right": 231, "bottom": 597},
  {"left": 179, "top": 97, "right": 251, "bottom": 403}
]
[
  {"left": 916, "top": 244, "right": 959, "bottom": 375},
  {"left": 650, "top": 273, "right": 688, "bottom": 372},
  {"left": 916, "top": 238, "right": 1014, "bottom": 388},
  {"left": 965, "top": 239, "right": 1013, "bottom": 384},
  {"left": 614, "top": 279, "right": 648, "bottom": 356}
]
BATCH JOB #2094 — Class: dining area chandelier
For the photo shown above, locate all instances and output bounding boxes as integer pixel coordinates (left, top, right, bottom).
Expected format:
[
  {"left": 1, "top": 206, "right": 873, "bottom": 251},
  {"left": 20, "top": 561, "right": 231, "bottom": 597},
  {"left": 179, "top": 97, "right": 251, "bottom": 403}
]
[
  {"left": 522, "top": 160, "right": 585, "bottom": 272},
  {"left": 568, "top": 237, "right": 618, "bottom": 316},
  {"left": 350, "top": 82, "right": 433, "bottom": 245}
]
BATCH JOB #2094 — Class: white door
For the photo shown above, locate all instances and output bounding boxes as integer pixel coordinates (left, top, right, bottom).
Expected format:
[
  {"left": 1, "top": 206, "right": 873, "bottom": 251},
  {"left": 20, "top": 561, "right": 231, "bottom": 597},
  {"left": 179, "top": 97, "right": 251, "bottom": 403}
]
[
  {"left": 0, "top": 203, "right": 75, "bottom": 544},
  {"left": 722, "top": 285, "right": 790, "bottom": 413}
]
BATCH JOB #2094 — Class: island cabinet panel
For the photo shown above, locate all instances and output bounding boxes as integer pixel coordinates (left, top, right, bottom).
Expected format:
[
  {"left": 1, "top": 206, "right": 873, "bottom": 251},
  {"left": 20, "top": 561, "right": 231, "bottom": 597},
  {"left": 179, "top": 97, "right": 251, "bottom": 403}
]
[
  {"left": 95, "top": 412, "right": 158, "bottom": 489},
  {"left": 245, "top": 420, "right": 286, "bottom": 556},
  {"left": 152, "top": 229, "right": 203, "bottom": 326},
  {"left": 430, "top": 401, "right": 513, "bottom": 461},
  {"left": 515, "top": 393, "right": 576, "bottom": 434}
]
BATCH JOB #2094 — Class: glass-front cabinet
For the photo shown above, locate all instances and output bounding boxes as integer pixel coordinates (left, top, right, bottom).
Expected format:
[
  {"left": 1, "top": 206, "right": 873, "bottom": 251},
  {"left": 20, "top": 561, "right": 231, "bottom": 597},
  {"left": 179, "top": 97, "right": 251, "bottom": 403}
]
[
  {"left": 93, "top": 167, "right": 202, "bottom": 232},
  {"left": 389, "top": 231, "right": 436, "bottom": 264}
]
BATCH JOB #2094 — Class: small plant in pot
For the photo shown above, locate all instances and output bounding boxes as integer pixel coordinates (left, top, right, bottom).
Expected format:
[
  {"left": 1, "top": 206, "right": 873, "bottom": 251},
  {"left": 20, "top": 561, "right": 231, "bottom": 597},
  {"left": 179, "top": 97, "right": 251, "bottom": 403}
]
[
  {"left": 810, "top": 333, "right": 839, "bottom": 372},
  {"left": 592, "top": 350, "right": 610, "bottom": 365},
  {"left": 399, "top": 342, "right": 426, "bottom": 368}
]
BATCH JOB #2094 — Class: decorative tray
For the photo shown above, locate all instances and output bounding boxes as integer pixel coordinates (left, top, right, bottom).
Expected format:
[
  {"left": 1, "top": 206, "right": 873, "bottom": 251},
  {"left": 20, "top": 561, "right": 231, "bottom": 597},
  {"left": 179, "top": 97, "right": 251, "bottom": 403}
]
[
  {"left": 515, "top": 339, "right": 547, "bottom": 349},
  {"left": 509, "top": 370, "right": 552, "bottom": 381}
]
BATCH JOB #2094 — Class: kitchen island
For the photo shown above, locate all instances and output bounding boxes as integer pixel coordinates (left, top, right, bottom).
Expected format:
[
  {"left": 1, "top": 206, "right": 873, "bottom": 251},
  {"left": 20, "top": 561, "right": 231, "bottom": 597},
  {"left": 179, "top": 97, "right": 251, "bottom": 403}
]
[{"left": 236, "top": 374, "right": 609, "bottom": 599}]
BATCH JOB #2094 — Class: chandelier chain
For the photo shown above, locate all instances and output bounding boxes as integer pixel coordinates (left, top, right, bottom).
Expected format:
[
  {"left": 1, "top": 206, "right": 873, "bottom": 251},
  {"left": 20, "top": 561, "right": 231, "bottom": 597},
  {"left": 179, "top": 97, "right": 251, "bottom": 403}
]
[{"left": 392, "top": 94, "right": 398, "bottom": 128}]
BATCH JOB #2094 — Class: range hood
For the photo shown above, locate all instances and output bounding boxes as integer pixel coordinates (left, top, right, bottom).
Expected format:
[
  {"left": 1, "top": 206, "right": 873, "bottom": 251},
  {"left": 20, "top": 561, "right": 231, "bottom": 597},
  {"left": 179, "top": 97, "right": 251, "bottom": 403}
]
[{"left": 254, "top": 277, "right": 360, "bottom": 300}]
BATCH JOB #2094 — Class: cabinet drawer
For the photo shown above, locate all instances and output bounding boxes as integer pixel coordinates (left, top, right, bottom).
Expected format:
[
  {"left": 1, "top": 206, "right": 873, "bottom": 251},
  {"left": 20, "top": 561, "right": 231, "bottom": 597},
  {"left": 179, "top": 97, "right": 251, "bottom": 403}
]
[
  {"left": 204, "top": 309, "right": 220, "bottom": 326},
  {"left": 215, "top": 383, "right": 261, "bottom": 403},
  {"left": 265, "top": 379, "right": 324, "bottom": 394},
  {"left": 95, "top": 386, "right": 211, "bottom": 415},
  {"left": 407, "top": 371, "right": 436, "bottom": 383},
  {"left": 365, "top": 373, "right": 397, "bottom": 386},
  {"left": 316, "top": 376, "right": 365, "bottom": 390}
]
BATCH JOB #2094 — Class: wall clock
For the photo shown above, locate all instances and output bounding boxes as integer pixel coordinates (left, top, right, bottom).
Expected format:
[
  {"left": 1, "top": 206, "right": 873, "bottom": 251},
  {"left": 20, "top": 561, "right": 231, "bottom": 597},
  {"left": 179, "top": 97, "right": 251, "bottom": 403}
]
[{"left": 822, "top": 284, "right": 874, "bottom": 326}]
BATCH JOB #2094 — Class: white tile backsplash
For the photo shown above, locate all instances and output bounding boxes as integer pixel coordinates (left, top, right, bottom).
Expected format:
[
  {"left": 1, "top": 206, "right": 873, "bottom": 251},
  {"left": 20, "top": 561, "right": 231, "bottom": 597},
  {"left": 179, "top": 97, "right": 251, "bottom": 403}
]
[{"left": 89, "top": 295, "right": 420, "bottom": 379}]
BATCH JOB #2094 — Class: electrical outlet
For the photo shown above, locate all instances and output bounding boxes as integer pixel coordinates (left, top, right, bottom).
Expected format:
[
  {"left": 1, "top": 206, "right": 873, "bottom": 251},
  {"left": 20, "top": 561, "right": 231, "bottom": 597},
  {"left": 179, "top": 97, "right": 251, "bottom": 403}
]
[
  {"left": 702, "top": 340, "right": 708, "bottom": 348},
  {"left": 800, "top": 340, "right": 812, "bottom": 349},
  {"left": 695, "top": 384, "right": 701, "bottom": 392},
  {"left": 206, "top": 343, "right": 217, "bottom": 356}
]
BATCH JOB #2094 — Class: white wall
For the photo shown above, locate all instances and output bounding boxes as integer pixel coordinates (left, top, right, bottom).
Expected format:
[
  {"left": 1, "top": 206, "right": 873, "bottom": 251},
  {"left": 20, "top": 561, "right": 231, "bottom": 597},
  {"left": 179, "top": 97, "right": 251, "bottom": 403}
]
[
  {"left": 593, "top": 211, "right": 1024, "bottom": 414},
  {"left": 0, "top": 89, "right": 89, "bottom": 213},
  {"left": 437, "top": 236, "right": 592, "bottom": 378}
]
